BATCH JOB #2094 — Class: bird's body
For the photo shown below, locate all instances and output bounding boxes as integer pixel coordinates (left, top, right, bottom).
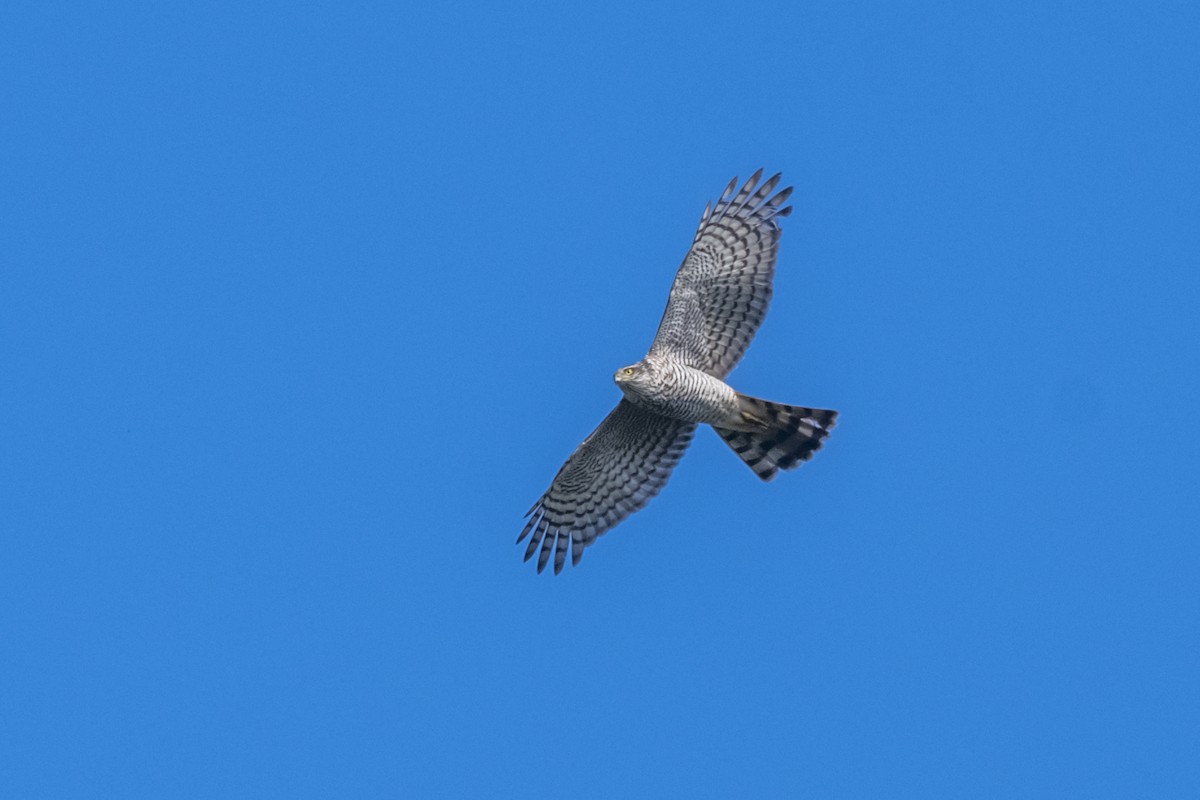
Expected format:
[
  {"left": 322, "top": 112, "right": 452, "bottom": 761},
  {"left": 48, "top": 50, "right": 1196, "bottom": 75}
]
[
  {"left": 519, "top": 170, "right": 838, "bottom": 574},
  {"left": 615, "top": 355, "right": 742, "bottom": 428}
]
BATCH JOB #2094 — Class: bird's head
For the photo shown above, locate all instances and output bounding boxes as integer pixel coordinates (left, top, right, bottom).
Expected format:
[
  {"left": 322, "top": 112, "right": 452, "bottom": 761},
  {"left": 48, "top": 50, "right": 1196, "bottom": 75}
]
[{"left": 613, "top": 360, "right": 652, "bottom": 398}]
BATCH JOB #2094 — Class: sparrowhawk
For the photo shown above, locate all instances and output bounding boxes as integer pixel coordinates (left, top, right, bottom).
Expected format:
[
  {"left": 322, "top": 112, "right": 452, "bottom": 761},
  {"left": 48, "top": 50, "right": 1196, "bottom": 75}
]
[{"left": 519, "top": 170, "right": 838, "bottom": 574}]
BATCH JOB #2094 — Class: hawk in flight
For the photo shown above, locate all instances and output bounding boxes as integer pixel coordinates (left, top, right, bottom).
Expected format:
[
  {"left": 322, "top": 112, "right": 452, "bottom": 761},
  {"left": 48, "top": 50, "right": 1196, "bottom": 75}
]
[{"left": 519, "top": 170, "right": 837, "bottom": 574}]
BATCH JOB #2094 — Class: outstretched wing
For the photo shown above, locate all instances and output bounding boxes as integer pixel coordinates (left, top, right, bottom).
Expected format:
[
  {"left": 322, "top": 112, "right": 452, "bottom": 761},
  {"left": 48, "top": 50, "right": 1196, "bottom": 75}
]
[
  {"left": 519, "top": 400, "right": 696, "bottom": 574},
  {"left": 649, "top": 170, "right": 793, "bottom": 378}
]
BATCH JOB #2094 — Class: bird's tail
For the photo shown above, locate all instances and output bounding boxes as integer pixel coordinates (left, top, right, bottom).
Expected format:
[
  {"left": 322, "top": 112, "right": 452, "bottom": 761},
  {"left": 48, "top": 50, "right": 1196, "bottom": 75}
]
[{"left": 714, "top": 395, "right": 837, "bottom": 481}]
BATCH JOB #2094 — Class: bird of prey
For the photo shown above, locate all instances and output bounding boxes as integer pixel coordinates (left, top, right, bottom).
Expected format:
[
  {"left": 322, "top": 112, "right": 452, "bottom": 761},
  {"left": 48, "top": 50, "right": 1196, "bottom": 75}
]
[{"left": 519, "top": 170, "right": 837, "bottom": 574}]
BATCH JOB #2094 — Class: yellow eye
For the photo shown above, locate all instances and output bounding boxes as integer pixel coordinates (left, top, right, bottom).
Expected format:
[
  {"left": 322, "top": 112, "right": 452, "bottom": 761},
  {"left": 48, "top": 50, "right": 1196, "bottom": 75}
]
[{"left": 623, "top": 368, "right": 634, "bottom": 376}]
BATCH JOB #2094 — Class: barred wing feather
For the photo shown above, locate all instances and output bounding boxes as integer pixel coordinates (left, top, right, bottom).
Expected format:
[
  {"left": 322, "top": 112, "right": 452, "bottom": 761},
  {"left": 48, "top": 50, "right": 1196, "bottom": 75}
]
[
  {"left": 649, "top": 170, "right": 793, "bottom": 379},
  {"left": 519, "top": 400, "right": 696, "bottom": 574}
]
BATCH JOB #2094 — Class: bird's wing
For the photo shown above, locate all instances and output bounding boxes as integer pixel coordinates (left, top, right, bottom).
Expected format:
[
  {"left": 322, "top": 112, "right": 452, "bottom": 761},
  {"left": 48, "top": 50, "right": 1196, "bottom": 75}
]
[
  {"left": 648, "top": 170, "right": 792, "bottom": 378},
  {"left": 519, "top": 400, "right": 696, "bottom": 574}
]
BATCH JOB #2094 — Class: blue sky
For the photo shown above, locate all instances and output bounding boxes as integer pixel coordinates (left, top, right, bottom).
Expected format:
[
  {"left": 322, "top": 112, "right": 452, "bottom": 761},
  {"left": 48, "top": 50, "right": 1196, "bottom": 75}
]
[{"left": 3, "top": 1, "right": 1198, "bottom": 797}]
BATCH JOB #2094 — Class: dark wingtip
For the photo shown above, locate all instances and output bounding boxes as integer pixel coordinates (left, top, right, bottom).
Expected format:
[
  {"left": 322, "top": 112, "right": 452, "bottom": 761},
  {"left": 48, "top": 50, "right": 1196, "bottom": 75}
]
[
  {"left": 536, "top": 535, "right": 553, "bottom": 572},
  {"left": 517, "top": 514, "right": 536, "bottom": 544}
]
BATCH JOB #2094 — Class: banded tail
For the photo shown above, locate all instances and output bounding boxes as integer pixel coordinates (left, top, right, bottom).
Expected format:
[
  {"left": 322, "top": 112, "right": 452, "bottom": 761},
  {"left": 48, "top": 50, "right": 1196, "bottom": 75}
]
[{"left": 715, "top": 395, "right": 838, "bottom": 481}]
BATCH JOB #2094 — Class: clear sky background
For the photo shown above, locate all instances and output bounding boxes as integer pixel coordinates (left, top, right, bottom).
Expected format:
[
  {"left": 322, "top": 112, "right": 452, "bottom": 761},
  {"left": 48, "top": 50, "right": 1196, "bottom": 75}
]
[{"left": 3, "top": 2, "right": 1198, "bottom": 797}]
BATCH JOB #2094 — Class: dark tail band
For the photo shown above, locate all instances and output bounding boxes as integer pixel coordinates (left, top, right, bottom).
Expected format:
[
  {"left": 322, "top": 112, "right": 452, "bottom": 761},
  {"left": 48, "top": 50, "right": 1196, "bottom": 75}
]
[{"left": 715, "top": 397, "right": 837, "bottom": 481}]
